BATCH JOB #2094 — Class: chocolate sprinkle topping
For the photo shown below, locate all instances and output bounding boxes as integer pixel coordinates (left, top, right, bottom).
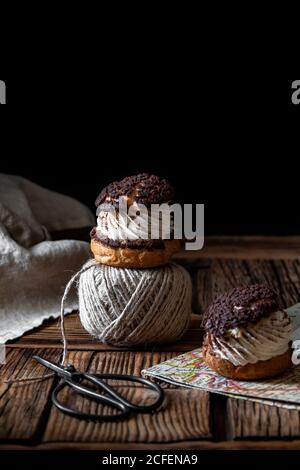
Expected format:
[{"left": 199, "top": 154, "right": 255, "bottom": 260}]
[
  {"left": 201, "top": 284, "right": 279, "bottom": 337},
  {"left": 95, "top": 173, "right": 174, "bottom": 207}
]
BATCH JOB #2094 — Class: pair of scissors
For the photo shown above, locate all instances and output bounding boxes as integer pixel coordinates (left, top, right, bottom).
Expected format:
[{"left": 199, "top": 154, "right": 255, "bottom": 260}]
[{"left": 33, "top": 355, "right": 164, "bottom": 421}]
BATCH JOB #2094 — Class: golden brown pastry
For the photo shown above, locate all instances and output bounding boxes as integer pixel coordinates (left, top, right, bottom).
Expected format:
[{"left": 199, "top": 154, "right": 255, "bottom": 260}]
[
  {"left": 90, "top": 237, "right": 181, "bottom": 269},
  {"left": 91, "top": 173, "right": 181, "bottom": 268}
]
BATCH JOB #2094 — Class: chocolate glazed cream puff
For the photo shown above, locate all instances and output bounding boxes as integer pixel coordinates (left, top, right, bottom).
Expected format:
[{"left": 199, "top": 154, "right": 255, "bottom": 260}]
[
  {"left": 201, "top": 284, "right": 292, "bottom": 380},
  {"left": 90, "top": 174, "right": 181, "bottom": 268}
]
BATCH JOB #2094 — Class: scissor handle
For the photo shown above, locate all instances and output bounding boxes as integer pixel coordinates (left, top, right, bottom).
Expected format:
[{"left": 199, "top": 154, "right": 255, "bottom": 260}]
[
  {"left": 52, "top": 377, "right": 130, "bottom": 421},
  {"left": 84, "top": 373, "right": 165, "bottom": 413}
]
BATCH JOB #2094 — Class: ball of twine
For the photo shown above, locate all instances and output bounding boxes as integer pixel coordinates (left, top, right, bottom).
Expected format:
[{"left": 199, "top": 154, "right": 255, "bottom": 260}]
[
  {"left": 78, "top": 262, "right": 192, "bottom": 346},
  {"left": 3, "top": 261, "right": 192, "bottom": 385}
]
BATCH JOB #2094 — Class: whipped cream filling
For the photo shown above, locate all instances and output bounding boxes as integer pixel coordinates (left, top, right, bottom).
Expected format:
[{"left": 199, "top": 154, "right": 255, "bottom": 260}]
[
  {"left": 96, "top": 203, "right": 174, "bottom": 241},
  {"left": 209, "top": 310, "right": 291, "bottom": 366}
]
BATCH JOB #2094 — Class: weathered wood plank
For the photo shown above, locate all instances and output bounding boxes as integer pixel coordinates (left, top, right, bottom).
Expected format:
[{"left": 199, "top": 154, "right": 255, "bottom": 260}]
[
  {"left": 227, "top": 400, "right": 300, "bottom": 439},
  {"left": 42, "top": 351, "right": 211, "bottom": 443},
  {"left": 7, "top": 314, "right": 203, "bottom": 352},
  {"left": 197, "top": 259, "right": 300, "bottom": 308},
  {"left": 3, "top": 439, "right": 300, "bottom": 450},
  {"left": 196, "top": 262, "right": 213, "bottom": 314},
  {"left": 0, "top": 349, "right": 60, "bottom": 441},
  {"left": 174, "top": 236, "right": 300, "bottom": 261}
]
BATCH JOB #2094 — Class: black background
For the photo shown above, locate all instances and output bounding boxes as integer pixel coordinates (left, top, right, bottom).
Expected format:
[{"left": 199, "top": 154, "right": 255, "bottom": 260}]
[{"left": 1, "top": 73, "right": 299, "bottom": 235}]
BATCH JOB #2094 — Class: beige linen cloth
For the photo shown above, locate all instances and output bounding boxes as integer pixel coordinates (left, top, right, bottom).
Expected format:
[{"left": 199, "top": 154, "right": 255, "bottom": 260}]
[{"left": 0, "top": 174, "right": 95, "bottom": 343}]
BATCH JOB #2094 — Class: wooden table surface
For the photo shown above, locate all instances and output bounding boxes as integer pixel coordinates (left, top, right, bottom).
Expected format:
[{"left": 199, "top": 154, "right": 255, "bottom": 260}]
[{"left": 2, "top": 236, "right": 300, "bottom": 450}]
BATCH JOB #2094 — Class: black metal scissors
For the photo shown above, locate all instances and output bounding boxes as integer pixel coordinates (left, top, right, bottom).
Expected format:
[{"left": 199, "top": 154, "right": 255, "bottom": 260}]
[{"left": 33, "top": 355, "right": 164, "bottom": 421}]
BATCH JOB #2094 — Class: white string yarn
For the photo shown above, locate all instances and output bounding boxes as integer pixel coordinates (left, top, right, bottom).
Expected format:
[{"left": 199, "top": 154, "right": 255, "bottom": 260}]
[
  {"left": 60, "top": 259, "right": 97, "bottom": 365},
  {"left": 3, "top": 260, "right": 192, "bottom": 383},
  {"left": 78, "top": 262, "right": 192, "bottom": 347}
]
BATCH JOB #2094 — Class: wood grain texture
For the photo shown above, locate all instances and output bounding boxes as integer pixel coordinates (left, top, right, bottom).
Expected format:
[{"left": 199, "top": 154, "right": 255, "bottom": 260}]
[
  {"left": 0, "top": 349, "right": 60, "bottom": 441},
  {"left": 227, "top": 399, "right": 300, "bottom": 439},
  {"left": 7, "top": 314, "right": 203, "bottom": 351},
  {"left": 198, "top": 259, "right": 300, "bottom": 308},
  {"left": 196, "top": 262, "right": 213, "bottom": 314},
  {"left": 174, "top": 236, "right": 300, "bottom": 261},
  {"left": 42, "top": 351, "right": 211, "bottom": 443},
  {"left": 2, "top": 440, "right": 300, "bottom": 450}
]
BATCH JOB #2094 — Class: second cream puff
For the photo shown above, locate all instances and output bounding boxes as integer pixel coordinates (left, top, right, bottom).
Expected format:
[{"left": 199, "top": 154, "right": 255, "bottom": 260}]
[{"left": 201, "top": 284, "right": 292, "bottom": 380}]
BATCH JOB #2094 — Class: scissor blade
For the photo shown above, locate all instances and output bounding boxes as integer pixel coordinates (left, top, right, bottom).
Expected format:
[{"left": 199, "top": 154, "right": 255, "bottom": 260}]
[{"left": 33, "top": 355, "right": 72, "bottom": 379}]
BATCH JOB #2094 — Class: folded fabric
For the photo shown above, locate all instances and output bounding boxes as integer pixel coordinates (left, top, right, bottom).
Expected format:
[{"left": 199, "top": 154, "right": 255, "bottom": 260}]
[{"left": 0, "top": 174, "right": 95, "bottom": 343}]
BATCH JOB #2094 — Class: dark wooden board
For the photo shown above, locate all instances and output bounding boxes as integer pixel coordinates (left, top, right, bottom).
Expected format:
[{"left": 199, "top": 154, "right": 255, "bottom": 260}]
[
  {"left": 227, "top": 399, "right": 300, "bottom": 439},
  {"left": 174, "top": 236, "right": 300, "bottom": 262},
  {"left": 42, "top": 351, "right": 211, "bottom": 444},
  {"left": 200, "top": 258, "right": 300, "bottom": 308},
  {"left": 2, "top": 240, "right": 300, "bottom": 449},
  {"left": 7, "top": 314, "right": 203, "bottom": 351},
  {"left": 0, "top": 349, "right": 61, "bottom": 441}
]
